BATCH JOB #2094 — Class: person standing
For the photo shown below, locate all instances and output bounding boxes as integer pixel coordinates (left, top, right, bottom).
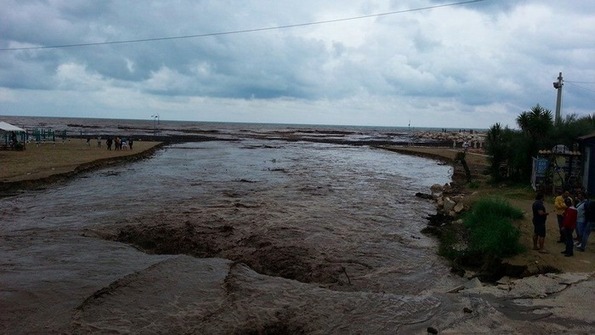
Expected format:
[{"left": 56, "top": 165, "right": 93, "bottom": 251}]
[
  {"left": 532, "top": 193, "right": 549, "bottom": 253},
  {"left": 561, "top": 198, "right": 577, "bottom": 257},
  {"left": 554, "top": 190, "right": 570, "bottom": 243},
  {"left": 578, "top": 195, "right": 594, "bottom": 252},
  {"left": 575, "top": 191, "right": 587, "bottom": 245}
]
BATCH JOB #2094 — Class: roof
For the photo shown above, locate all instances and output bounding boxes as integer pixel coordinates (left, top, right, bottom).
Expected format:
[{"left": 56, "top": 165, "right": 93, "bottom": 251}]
[
  {"left": 538, "top": 150, "right": 581, "bottom": 156},
  {"left": 0, "top": 121, "right": 26, "bottom": 132},
  {"left": 578, "top": 131, "right": 595, "bottom": 141}
]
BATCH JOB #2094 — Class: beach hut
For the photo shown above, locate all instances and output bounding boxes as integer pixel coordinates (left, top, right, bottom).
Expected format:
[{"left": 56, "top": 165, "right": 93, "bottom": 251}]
[
  {"left": 0, "top": 121, "right": 26, "bottom": 150},
  {"left": 578, "top": 132, "right": 595, "bottom": 195},
  {"left": 532, "top": 144, "right": 582, "bottom": 194}
]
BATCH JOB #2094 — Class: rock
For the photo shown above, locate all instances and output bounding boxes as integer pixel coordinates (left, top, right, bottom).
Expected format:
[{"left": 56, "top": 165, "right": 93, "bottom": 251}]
[
  {"left": 464, "top": 277, "right": 483, "bottom": 289},
  {"left": 463, "top": 307, "right": 473, "bottom": 314},
  {"left": 453, "top": 202, "right": 465, "bottom": 213},
  {"left": 446, "top": 285, "right": 465, "bottom": 293},
  {"left": 443, "top": 197, "right": 456, "bottom": 212},
  {"left": 416, "top": 192, "right": 434, "bottom": 200},
  {"left": 496, "top": 276, "right": 512, "bottom": 285},
  {"left": 427, "top": 326, "right": 439, "bottom": 334},
  {"left": 430, "top": 184, "right": 443, "bottom": 192},
  {"left": 464, "top": 270, "right": 477, "bottom": 279}
]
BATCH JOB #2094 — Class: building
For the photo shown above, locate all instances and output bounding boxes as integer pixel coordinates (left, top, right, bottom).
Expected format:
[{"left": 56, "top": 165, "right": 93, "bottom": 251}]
[{"left": 578, "top": 132, "right": 595, "bottom": 195}]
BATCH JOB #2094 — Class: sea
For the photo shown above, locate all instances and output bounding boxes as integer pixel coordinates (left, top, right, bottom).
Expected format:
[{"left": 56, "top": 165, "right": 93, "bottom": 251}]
[{"left": 0, "top": 115, "right": 475, "bottom": 144}]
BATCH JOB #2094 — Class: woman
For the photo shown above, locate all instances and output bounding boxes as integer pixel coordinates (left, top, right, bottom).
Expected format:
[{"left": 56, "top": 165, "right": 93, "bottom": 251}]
[{"left": 554, "top": 190, "right": 570, "bottom": 243}]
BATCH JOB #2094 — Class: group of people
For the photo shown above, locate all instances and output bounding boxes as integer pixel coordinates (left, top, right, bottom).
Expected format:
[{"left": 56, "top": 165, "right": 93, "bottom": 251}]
[
  {"left": 532, "top": 189, "right": 594, "bottom": 256},
  {"left": 86, "top": 136, "right": 134, "bottom": 150},
  {"left": 105, "top": 136, "right": 133, "bottom": 150}
]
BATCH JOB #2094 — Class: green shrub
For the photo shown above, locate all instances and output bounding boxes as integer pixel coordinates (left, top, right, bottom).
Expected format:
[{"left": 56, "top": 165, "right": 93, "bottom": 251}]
[
  {"left": 465, "top": 197, "right": 523, "bottom": 221},
  {"left": 462, "top": 197, "right": 524, "bottom": 258}
]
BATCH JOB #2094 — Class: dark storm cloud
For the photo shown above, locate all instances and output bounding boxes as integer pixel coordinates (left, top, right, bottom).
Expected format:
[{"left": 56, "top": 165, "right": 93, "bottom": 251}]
[{"left": 1, "top": 0, "right": 594, "bottom": 128}]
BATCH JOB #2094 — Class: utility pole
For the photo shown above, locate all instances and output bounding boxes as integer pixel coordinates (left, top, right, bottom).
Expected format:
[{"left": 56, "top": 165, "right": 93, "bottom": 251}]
[{"left": 553, "top": 72, "right": 563, "bottom": 126}]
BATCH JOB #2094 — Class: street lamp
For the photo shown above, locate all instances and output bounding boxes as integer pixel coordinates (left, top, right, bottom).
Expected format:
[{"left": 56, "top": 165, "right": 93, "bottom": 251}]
[{"left": 151, "top": 114, "right": 159, "bottom": 134}]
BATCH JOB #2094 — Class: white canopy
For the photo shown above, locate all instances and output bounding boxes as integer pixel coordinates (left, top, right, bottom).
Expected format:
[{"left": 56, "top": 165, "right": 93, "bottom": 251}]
[{"left": 0, "top": 121, "right": 26, "bottom": 132}]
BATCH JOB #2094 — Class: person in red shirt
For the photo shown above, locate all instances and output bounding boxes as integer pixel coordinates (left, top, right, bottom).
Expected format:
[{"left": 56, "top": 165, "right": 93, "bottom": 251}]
[{"left": 561, "top": 198, "right": 577, "bottom": 257}]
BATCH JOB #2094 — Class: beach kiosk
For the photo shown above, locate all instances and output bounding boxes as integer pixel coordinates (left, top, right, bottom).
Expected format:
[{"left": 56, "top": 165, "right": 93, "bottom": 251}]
[
  {"left": 0, "top": 121, "right": 26, "bottom": 150},
  {"left": 532, "top": 144, "right": 582, "bottom": 194}
]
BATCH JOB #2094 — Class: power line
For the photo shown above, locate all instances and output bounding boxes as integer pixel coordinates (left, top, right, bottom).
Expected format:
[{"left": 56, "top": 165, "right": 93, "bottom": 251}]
[
  {"left": 566, "top": 80, "right": 595, "bottom": 84},
  {"left": 0, "top": 0, "right": 487, "bottom": 52},
  {"left": 566, "top": 82, "right": 595, "bottom": 95}
]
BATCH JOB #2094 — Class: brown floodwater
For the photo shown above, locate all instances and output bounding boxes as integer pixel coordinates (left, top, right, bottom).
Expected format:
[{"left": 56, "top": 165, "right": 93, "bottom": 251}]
[{"left": 0, "top": 139, "right": 465, "bottom": 333}]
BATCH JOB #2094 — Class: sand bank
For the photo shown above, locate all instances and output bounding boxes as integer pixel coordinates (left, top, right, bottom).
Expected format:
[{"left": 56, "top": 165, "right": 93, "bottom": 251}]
[{"left": 0, "top": 139, "right": 161, "bottom": 195}]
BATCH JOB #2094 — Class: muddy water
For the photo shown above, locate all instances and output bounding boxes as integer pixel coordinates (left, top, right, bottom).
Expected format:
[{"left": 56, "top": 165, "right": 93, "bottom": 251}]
[{"left": 0, "top": 139, "right": 462, "bottom": 333}]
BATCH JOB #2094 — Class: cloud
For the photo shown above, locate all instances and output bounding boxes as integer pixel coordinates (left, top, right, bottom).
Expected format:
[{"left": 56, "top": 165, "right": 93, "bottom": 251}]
[{"left": 1, "top": 0, "right": 594, "bottom": 128}]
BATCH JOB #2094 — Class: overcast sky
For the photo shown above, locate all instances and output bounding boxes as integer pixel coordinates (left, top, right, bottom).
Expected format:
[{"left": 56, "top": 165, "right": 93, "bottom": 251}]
[{"left": 1, "top": 0, "right": 594, "bottom": 129}]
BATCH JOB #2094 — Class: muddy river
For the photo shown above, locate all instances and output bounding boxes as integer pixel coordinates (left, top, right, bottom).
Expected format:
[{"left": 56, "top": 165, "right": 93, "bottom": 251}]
[{"left": 0, "top": 139, "right": 483, "bottom": 333}]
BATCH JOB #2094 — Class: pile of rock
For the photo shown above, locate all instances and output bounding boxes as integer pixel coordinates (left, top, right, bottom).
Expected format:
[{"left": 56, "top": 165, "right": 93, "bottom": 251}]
[
  {"left": 429, "top": 183, "right": 467, "bottom": 217},
  {"left": 414, "top": 131, "right": 486, "bottom": 149},
  {"left": 416, "top": 183, "right": 468, "bottom": 238}
]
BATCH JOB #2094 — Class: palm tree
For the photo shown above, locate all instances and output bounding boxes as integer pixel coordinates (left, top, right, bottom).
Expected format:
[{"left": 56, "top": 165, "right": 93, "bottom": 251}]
[
  {"left": 516, "top": 104, "right": 554, "bottom": 146},
  {"left": 485, "top": 123, "right": 512, "bottom": 182}
]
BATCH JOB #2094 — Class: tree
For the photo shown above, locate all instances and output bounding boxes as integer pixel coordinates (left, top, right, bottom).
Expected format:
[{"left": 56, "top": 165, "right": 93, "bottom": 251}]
[
  {"left": 485, "top": 105, "right": 595, "bottom": 185},
  {"left": 516, "top": 104, "right": 554, "bottom": 146},
  {"left": 484, "top": 123, "right": 512, "bottom": 182},
  {"left": 509, "top": 104, "right": 555, "bottom": 182},
  {"left": 552, "top": 113, "right": 595, "bottom": 148}
]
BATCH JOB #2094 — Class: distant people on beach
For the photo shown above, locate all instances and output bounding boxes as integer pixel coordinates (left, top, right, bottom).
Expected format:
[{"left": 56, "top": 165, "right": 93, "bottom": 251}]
[
  {"left": 106, "top": 137, "right": 113, "bottom": 150},
  {"left": 129, "top": 138, "right": 134, "bottom": 150},
  {"left": 114, "top": 137, "right": 122, "bottom": 150},
  {"left": 532, "top": 192, "right": 549, "bottom": 253},
  {"left": 561, "top": 197, "right": 577, "bottom": 257}
]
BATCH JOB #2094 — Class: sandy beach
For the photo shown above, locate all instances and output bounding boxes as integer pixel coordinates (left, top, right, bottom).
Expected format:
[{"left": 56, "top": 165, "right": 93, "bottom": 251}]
[
  {"left": 0, "top": 139, "right": 161, "bottom": 195},
  {"left": 1, "top": 137, "right": 594, "bottom": 334}
]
